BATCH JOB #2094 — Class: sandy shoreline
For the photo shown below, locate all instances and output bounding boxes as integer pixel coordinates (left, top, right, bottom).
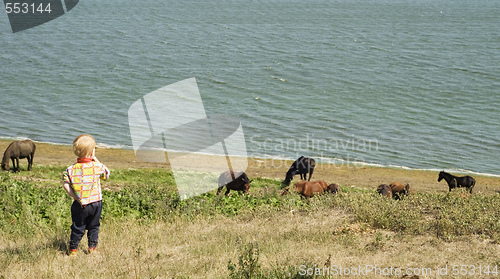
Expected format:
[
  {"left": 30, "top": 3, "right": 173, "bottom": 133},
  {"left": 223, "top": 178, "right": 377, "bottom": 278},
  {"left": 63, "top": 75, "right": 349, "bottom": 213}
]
[{"left": 1, "top": 139, "right": 500, "bottom": 194}]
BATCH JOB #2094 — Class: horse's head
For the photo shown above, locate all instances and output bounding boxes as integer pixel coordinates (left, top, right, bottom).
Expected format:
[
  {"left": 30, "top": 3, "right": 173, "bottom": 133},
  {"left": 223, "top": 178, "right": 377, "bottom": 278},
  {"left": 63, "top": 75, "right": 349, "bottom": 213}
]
[
  {"left": 282, "top": 177, "right": 292, "bottom": 187},
  {"left": 438, "top": 171, "right": 445, "bottom": 182},
  {"left": 327, "top": 183, "right": 341, "bottom": 194},
  {"left": 1, "top": 162, "right": 9, "bottom": 171},
  {"left": 404, "top": 183, "right": 412, "bottom": 195},
  {"left": 284, "top": 169, "right": 297, "bottom": 183}
]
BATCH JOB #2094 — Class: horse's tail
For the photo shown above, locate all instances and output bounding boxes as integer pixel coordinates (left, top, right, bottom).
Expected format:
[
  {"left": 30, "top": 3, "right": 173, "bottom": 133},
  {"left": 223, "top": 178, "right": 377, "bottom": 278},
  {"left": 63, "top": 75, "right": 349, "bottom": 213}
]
[
  {"left": 31, "top": 141, "right": 36, "bottom": 155},
  {"left": 469, "top": 177, "right": 476, "bottom": 193}
]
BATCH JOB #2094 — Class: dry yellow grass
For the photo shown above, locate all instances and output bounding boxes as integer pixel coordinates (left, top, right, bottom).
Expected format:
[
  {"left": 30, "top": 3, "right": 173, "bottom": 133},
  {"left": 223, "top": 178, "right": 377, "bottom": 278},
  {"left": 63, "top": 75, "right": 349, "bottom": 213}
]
[{"left": 1, "top": 211, "right": 499, "bottom": 278}]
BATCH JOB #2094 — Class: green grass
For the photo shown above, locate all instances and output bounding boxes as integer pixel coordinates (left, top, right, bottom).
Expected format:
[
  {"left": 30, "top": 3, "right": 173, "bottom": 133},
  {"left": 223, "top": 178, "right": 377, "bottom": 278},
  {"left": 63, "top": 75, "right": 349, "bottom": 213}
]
[
  {"left": 2, "top": 166, "right": 500, "bottom": 240},
  {"left": 1, "top": 166, "right": 500, "bottom": 277}
]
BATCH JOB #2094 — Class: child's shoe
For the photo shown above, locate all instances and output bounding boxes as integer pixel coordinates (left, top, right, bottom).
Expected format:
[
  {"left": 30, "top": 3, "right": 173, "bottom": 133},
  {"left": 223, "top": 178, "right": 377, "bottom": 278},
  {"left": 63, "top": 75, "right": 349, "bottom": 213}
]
[
  {"left": 68, "top": 249, "right": 78, "bottom": 256},
  {"left": 88, "top": 247, "right": 97, "bottom": 254}
]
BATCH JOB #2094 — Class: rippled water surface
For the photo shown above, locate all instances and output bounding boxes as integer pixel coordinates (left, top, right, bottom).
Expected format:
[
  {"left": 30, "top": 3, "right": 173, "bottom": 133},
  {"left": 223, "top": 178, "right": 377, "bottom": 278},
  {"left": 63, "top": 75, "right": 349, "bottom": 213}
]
[{"left": 0, "top": 0, "right": 499, "bottom": 175}]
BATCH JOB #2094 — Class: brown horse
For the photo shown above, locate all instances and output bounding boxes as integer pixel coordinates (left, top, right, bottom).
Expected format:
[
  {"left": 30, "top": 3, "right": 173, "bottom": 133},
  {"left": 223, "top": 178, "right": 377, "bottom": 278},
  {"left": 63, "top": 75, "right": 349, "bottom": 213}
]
[
  {"left": 282, "top": 180, "right": 330, "bottom": 198},
  {"left": 1, "top": 140, "right": 36, "bottom": 172},
  {"left": 389, "top": 182, "right": 412, "bottom": 200}
]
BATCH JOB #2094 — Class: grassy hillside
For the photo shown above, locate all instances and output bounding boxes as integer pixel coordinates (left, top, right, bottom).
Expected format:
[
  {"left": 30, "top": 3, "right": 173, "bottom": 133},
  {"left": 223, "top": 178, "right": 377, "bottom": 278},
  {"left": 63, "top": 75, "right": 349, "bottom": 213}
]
[{"left": 1, "top": 164, "right": 500, "bottom": 278}]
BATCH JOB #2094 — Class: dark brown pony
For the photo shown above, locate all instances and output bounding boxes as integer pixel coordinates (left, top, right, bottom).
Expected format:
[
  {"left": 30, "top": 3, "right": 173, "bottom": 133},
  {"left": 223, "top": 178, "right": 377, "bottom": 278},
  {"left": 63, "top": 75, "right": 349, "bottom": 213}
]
[
  {"left": 282, "top": 156, "right": 315, "bottom": 186},
  {"left": 438, "top": 171, "right": 475, "bottom": 193},
  {"left": 326, "top": 183, "right": 342, "bottom": 194},
  {"left": 217, "top": 171, "right": 252, "bottom": 195},
  {"left": 1, "top": 140, "right": 36, "bottom": 172},
  {"left": 377, "top": 184, "right": 392, "bottom": 198}
]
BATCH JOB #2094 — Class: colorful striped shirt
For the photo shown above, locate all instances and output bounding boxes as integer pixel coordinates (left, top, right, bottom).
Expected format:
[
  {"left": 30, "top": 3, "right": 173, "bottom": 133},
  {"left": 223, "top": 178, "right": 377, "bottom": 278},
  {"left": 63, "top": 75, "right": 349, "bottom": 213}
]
[{"left": 63, "top": 158, "right": 110, "bottom": 205}]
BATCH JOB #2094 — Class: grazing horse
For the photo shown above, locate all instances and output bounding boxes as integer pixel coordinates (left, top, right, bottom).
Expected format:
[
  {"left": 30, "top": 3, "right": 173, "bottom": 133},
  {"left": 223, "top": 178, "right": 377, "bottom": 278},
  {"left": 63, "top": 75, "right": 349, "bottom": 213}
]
[
  {"left": 377, "top": 184, "right": 392, "bottom": 198},
  {"left": 389, "top": 182, "right": 412, "bottom": 200},
  {"left": 438, "top": 171, "right": 475, "bottom": 193},
  {"left": 282, "top": 156, "right": 315, "bottom": 186},
  {"left": 217, "top": 171, "right": 252, "bottom": 195},
  {"left": 281, "top": 180, "right": 332, "bottom": 198},
  {"left": 1, "top": 140, "right": 36, "bottom": 172}
]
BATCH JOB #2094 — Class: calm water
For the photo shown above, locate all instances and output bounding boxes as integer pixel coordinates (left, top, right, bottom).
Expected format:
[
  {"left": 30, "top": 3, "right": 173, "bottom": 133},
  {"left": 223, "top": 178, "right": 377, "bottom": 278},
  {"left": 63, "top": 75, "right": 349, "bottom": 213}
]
[{"left": 0, "top": 0, "right": 499, "bottom": 175}]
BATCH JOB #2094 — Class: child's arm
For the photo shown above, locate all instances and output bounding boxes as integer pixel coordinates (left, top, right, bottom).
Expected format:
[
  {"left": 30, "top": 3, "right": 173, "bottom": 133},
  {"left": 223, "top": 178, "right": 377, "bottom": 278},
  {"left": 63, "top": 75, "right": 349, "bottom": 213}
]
[
  {"left": 62, "top": 181, "right": 80, "bottom": 203},
  {"left": 92, "top": 155, "right": 110, "bottom": 180}
]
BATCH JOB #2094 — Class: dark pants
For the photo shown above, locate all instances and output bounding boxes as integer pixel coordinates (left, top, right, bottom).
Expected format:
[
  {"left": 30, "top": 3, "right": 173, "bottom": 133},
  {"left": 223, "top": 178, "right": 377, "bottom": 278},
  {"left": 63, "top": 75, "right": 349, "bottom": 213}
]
[{"left": 69, "top": 200, "right": 103, "bottom": 250}]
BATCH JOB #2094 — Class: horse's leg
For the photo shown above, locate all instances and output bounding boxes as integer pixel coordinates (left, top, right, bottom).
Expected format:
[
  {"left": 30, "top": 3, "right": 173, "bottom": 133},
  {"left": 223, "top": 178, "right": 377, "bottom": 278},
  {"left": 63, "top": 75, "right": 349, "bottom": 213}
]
[
  {"left": 225, "top": 188, "right": 231, "bottom": 196},
  {"left": 29, "top": 152, "right": 34, "bottom": 171},
  {"left": 14, "top": 158, "right": 20, "bottom": 172},
  {"left": 448, "top": 177, "right": 457, "bottom": 192},
  {"left": 308, "top": 169, "right": 314, "bottom": 181},
  {"left": 27, "top": 155, "right": 32, "bottom": 171}
]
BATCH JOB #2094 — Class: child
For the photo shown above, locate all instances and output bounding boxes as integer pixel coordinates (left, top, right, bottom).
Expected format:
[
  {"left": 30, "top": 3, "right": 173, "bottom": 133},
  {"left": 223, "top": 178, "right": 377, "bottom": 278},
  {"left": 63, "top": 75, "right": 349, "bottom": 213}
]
[{"left": 62, "top": 134, "right": 110, "bottom": 256}]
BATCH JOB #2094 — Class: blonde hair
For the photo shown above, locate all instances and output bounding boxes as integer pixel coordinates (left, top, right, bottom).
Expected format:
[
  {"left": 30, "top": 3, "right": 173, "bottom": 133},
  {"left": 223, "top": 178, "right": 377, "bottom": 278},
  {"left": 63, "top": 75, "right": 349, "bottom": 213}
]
[{"left": 73, "top": 134, "right": 96, "bottom": 158}]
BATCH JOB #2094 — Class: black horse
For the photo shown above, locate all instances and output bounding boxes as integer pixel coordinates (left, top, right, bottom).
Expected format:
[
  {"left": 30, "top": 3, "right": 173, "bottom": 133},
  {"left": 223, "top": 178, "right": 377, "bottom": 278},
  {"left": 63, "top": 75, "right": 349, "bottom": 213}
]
[
  {"left": 1, "top": 140, "right": 36, "bottom": 172},
  {"left": 438, "top": 171, "right": 475, "bottom": 193},
  {"left": 217, "top": 171, "right": 252, "bottom": 195},
  {"left": 282, "top": 156, "right": 315, "bottom": 186}
]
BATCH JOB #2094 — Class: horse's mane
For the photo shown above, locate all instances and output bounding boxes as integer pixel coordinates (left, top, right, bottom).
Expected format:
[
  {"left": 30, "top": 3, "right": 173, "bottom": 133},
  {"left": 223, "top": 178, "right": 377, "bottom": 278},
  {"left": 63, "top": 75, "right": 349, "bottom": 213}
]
[{"left": 440, "top": 171, "right": 455, "bottom": 178}]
